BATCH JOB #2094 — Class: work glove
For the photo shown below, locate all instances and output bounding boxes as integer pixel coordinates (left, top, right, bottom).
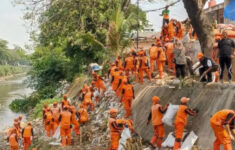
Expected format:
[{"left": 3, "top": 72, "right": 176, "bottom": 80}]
[
  {"left": 193, "top": 108, "right": 199, "bottom": 113},
  {"left": 125, "top": 124, "right": 129, "bottom": 128}
]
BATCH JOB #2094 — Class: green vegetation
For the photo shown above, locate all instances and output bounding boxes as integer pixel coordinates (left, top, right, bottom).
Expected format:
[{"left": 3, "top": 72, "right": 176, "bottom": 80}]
[
  {"left": 10, "top": 0, "right": 147, "bottom": 112},
  {"left": 32, "top": 98, "right": 61, "bottom": 119},
  {"left": 0, "top": 65, "right": 28, "bottom": 77}
]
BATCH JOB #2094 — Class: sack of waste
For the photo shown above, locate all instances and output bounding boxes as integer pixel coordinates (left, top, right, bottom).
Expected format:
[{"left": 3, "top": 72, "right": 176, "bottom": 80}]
[
  {"left": 181, "top": 131, "right": 198, "bottom": 150},
  {"left": 118, "top": 127, "right": 131, "bottom": 150},
  {"left": 162, "top": 104, "right": 179, "bottom": 126},
  {"left": 162, "top": 132, "right": 187, "bottom": 148},
  {"left": 52, "top": 125, "right": 61, "bottom": 140}
]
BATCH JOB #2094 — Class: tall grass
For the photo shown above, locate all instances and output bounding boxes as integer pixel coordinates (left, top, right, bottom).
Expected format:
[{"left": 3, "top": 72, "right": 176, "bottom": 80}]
[{"left": 0, "top": 65, "right": 28, "bottom": 77}]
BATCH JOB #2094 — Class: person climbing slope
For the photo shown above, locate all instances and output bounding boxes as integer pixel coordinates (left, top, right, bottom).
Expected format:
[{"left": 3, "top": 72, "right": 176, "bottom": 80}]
[
  {"left": 44, "top": 108, "right": 54, "bottom": 137},
  {"left": 173, "top": 97, "right": 198, "bottom": 149},
  {"left": 8, "top": 128, "right": 19, "bottom": 150},
  {"left": 147, "top": 96, "right": 168, "bottom": 149},
  {"left": 61, "top": 94, "right": 70, "bottom": 109},
  {"left": 51, "top": 102, "right": 61, "bottom": 132},
  {"left": 156, "top": 42, "right": 166, "bottom": 79},
  {"left": 92, "top": 72, "right": 106, "bottom": 95},
  {"left": 165, "top": 38, "right": 175, "bottom": 73},
  {"left": 115, "top": 54, "right": 123, "bottom": 71},
  {"left": 121, "top": 78, "right": 135, "bottom": 118},
  {"left": 59, "top": 106, "right": 72, "bottom": 147},
  {"left": 77, "top": 104, "right": 89, "bottom": 124},
  {"left": 138, "top": 50, "right": 152, "bottom": 83},
  {"left": 124, "top": 53, "right": 135, "bottom": 77},
  {"left": 22, "top": 122, "right": 34, "bottom": 150},
  {"left": 108, "top": 109, "right": 126, "bottom": 150},
  {"left": 210, "top": 109, "right": 235, "bottom": 150},
  {"left": 69, "top": 105, "right": 80, "bottom": 135},
  {"left": 82, "top": 88, "right": 95, "bottom": 111},
  {"left": 149, "top": 44, "right": 159, "bottom": 75}
]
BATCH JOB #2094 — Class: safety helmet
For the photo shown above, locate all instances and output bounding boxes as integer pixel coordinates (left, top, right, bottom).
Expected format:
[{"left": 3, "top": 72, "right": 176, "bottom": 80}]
[
  {"left": 123, "top": 78, "right": 128, "bottom": 84},
  {"left": 53, "top": 102, "right": 58, "bottom": 105},
  {"left": 152, "top": 96, "right": 160, "bottom": 103},
  {"left": 197, "top": 52, "right": 204, "bottom": 60},
  {"left": 28, "top": 122, "right": 32, "bottom": 125},
  {"left": 63, "top": 94, "right": 67, "bottom": 99},
  {"left": 181, "top": 97, "right": 190, "bottom": 104},
  {"left": 47, "top": 108, "right": 51, "bottom": 111},
  {"left": 109, "top": 108, "right": 118, "bottom": 114},
  {"left": 14, "top": 118, "right": 18, "bottom": 122}
]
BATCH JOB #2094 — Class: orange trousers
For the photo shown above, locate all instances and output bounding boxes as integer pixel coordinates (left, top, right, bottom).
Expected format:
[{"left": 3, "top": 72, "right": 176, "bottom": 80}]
[
  {"left": 167, "top": 52, "right": 175, "bottom": 70},
  {"left": 168, "top": 31, "right": 175, "bottom": 41},
  {"left": 60, "top": 126, "right": 71, "bottom": 147},
  {"left": 210, "top": 123, "right": 232, "bottom": 150},
  {"left": 122, "top": 97, "right": 132, "bottom": 118},
  {"left": 112, "top": 81, "right": 119, "bottom": 91},
  {"left": 96, "top": 82, "right": 106, "bottom": 94},
  {"left": 150, "top": 58, "right": 157, "bottom": 74},
  {"left": 125, "top": 68, "right": 134, "bottom": 77},
  {"left": 173, "top": 122, "right": 185, "bottom": 150},
  {"left": 157, "top": 60, "right": 165, "bottom": 79},
  {"left": 109, "top": 132, "right": 120, "bottom": 150},
  {"left": 72, "top": 119, "right": 80, "bottom": 135},
  {"left": 139, "top": 68, "right": 152, "bottom": 83},
  {"left": 10, "top": 146, "right": 19, "bottom": 150},
  {"left": 23, "top": 137, "right": 31, "bottom": 150},
  {"left": 151, "top": 124, "right": 165, "bottom": 148},
  {"left": 45, "top": 122, "right": 54, "bottom": 137}
]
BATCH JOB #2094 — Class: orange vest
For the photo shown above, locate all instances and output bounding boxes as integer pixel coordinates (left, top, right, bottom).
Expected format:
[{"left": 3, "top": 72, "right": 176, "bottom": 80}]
[
  {"left": 113, "top": 71, "right": 121, "bottom": 84},
  {"left": 210, "top": 109, "right": 235, "bottom": 126},
  {"left": 84, "top": 91, "right": 92, "bottom": 101},
  {"left": 9, "top": 133, "right": 18, "bottom": 147},
  {"left": 157, "top": 47, "right": 166, "bottom": 61},
  {"left": 116, "top": 59, "right": 123, "bottom": 69},
  {"left": 175, "top": 105, "right": 188, "bottom": 125},
  {"left": 23, "top": 125, "right": 32, "bottom": 138},
  {"left": 78, "top": 108, "right": 88, "bottom": 123},
  {"left": 151, "top": 104, "right": 163, "bottom": 126},
  {"left": 51, "top": 107, "right": 60, "bottom": 120},
  {"left": 110, "top": 66, "right": 117, "bottom": 77},
  {"left": 140, "top": 56, "right": 148, "bottom": 69},
  {"left": 125, "top": 57, "right": 134, "bottom": 69},
  {"left": 122, "top": 84, "right": 134, "bottom": 98},
  {"left": 149, "top": 46, "right": 158, "bottom": 59},
  {"left": 45, "top": 112, "right": 53, "bottom": 123},
  {"left": 60, "top": 111, "right": 72, "bottom": 128},
  {"left": 165, "top": 42, "right": 174, "bottom": 54},
  {"left": 62, "top": 100, "right": 69, "bottom": 107},
  {"left": 168, "top": 21, "right": 175, "bottom": 32}
]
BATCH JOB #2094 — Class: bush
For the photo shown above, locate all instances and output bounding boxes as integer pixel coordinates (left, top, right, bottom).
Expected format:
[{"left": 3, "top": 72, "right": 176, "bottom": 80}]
[
  {"left": 32, "top": 98, "right": 61, "bottom": 119},
  {"left": 0, "top": 65, "right": 28, "bottom": 77}
]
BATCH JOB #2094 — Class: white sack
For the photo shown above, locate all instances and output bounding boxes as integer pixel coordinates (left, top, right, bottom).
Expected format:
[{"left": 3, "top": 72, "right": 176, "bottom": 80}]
[
  {"left": 118, "top": 127, "right": 131, "bottom": 150},
  {"left": 162, "top": 104, "right": 179, "bottom": 126},
  {"left": 181, "top": 131, "right": 198, "bottom": 150}
]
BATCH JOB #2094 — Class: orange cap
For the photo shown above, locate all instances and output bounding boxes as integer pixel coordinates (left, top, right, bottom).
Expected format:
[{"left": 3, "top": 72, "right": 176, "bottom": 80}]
[
  {"left": 181, "top": 97, "right": 190, "bottom": 103},
  {"left": 123, "top": 78, "right": 128, "bottom": 83},
  {"left": 111, "top": 63, "right": 116, "bottom": 66},
  {"left": 109, "top": 108, "right": 118, "bottom": 114},
  {"left": 197, "top": 52, "right": 204, "bottom": 59},
  {"left": 47, "top": 108, "right": 51, "bottom": 111},
  {"left": 19, "top": 115, "right": 23, "bottom": 120},
  {"left": 152, "top": 96, "right": 160, "bottom": 103},
  {"left": 53, "top": 102, "right": 57, "bottom": 105},
  {"left": 165, "top": 38, "right": 169, "bottom": 42},
  {"left": 28, "top": 122, "right": 32, "bottom": 125},
  {"left": 14, "top": 118, "right": 18, "bottom": 122},
  {"left": 92, "top": 71, "right": 96, "bottom": 75},
  {"left": 63, "top": 94, "right": 67, "bottom": 99}
]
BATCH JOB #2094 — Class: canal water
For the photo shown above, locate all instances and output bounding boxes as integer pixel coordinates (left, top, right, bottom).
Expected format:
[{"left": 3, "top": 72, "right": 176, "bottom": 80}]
[{"left": 0, "top": 75, "right": 33, "bottom": 131}]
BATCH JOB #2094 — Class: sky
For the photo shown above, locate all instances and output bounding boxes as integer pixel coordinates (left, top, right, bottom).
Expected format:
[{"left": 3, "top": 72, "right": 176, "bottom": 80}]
[{"left": 0, "top": 0, "right": 225, "bottom": 49}]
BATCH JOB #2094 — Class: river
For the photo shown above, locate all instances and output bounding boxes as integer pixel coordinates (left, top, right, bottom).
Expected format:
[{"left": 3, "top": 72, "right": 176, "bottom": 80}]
[{"left": 0, "top": 75, "right": 33, "bottom": 131}]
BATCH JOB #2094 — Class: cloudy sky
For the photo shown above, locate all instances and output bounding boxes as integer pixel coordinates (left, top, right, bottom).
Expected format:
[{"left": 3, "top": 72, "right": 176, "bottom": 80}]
[{"left": 0, "top": 0, "right": 225, "bottom": 48}]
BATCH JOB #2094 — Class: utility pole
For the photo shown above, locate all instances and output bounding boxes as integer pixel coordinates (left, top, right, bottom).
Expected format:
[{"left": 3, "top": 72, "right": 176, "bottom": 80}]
[{"left": 136, "top": 0, "right": 139, "bottom": 50}]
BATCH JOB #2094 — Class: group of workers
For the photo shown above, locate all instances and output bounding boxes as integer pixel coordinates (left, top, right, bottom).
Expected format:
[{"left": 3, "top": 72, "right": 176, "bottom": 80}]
[{"left": 7, "top": 116, "right": 34, "bottom": 150}]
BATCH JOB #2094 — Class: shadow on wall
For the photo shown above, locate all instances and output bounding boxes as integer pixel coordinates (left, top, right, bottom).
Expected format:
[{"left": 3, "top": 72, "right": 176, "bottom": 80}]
[{"left": 131, "top": 83, "right": 235, "bottom": 148}]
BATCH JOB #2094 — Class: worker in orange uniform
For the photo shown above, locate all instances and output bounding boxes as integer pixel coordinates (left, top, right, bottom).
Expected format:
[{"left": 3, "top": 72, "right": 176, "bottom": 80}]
[
  {"left": 168, "top": 19, "right": 175, "bottom": 41},
  {"left": 82, "top": 88, "right": 95, "bottom": 111},
  {"left": 156, "top": 43, "right": 166, "bottom": 79},
  {"left": 59, "top": 106, "right": 72, "bottom": 147},
  {"left": 147, "top": 96, "right": 168, "bottom": 148},
  {"left": 116, "top": 71, "right": 128, "bottom": 98},
  {"left": 22, "top": 122, "right": 34, "bottom": 150},
  {"left": 77, "top": 104, "right": 89, "bottom": 124},
  {"left": 18, "top": 115, "right": 23, "bottom": 129},
  {"left": 13, "top": 119, "right": 21, "bottom": 138},
  {"left": 164, "top": 38, "right": 175, "bottom": 73},
  {"left": 124, "top": 53, "right": 135, "bottom": 77},
  {"left": 51, "top": 102, "right": 61, "bottom": 131},
  {"left": 69, "top": 105, "right": 80, "bottom": 135},
  {"left": 92, "top": 72, "right": 106, "bottom": 95},
  {"left": 108, "top": 109, "right": 126, "bottom": 150},
  {"left": 8, "top": 128, "right": 19, "bottom": 150},
  {"left": 108, "top": 63, "right": 117, "bottom": 79},
  {"left": 210, "top": 109, "right": 235, "bottom": 150},
  {"left": 176, "top": 21, "right": 184, "bottom": 40},
  {"left": 111, "top": 68, "right": 121, "bottom": 91},
  {"left": 149, "top": 44, "right": 159, "bottom": 75},
  {"left": 61, "top": 94, "right": 70, "bottom": 109},
  {"left": 138, "top": 51, "right": 152, "bottom": 83},
  {"left": 44, "top": 108, "right": 54, "bottom": 137},
  {"left": 173, "top": 97, "right": 198, "bottom": 149},
  {"left": 121, "top": 79, "right": 135, "bottom": 118},
  {"left": 115, "top": 54, "right": 123, "bottom": 70}
]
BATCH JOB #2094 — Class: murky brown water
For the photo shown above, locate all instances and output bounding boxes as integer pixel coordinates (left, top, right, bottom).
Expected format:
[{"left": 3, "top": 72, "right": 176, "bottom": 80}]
[{"left": 0, "top": 75, "right": 33, "bottom": 131}]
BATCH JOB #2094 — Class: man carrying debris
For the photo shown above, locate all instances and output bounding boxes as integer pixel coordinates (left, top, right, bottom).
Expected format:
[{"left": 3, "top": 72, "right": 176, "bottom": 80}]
[
  {"left": 156, "top": 42, "right": 166, "bottom": 79},
  {"left": 147, "top": 96, "right": 168, "bottom": 149},
  {"left": 108, "top": 108, "right": 126, "bottom": 150},
  {"left": 44, "top": 108, "right": 54, "bottom": 137},
  {"left": 92, "top": 72, "right": 106, "bottom": 95},
  {"left": 77, "top": 104, "right": 89, "bottom": 124},
  {"left": 61, "top": 94, "right": 70, "bottom": 109},
  {"left": 149, "top": 44, "right": 159, "bottom": 75},
  {"left": 194, "top": 53, "right": 218, "bottom": 82},
  {"left": 173, "top": 97, "right": 198, "bottom": 149},
  {"left": 69, "top": 105, "right": 80, "bottom": 135},
  {"left": 218, "top": 31, "right": 235, "bottom": 83},
  {"left": 22, "top": 122, "right": 34, "bottom": 150},
  {"left": 210, "top": 109, "right": 235, "bottom": 150},
  {"left": 51, "top": 102, "right": 60, "bottom": 132},
  {"left": 59, "top": 105, "right": 72, "bottom": 147},
  {"left": 121, "top": 78, "right": 135, "bottom": 118}
]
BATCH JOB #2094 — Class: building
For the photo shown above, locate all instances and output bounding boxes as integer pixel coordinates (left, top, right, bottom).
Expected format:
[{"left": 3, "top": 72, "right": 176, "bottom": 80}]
[{"left": 204, "top": 0, "right": 235, "bottom": 25}]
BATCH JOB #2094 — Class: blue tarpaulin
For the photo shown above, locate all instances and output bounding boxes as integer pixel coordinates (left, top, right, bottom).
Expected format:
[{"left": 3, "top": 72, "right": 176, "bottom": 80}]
[{"left": 224, "top": 0, "right": 235, "bottom": 21}]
